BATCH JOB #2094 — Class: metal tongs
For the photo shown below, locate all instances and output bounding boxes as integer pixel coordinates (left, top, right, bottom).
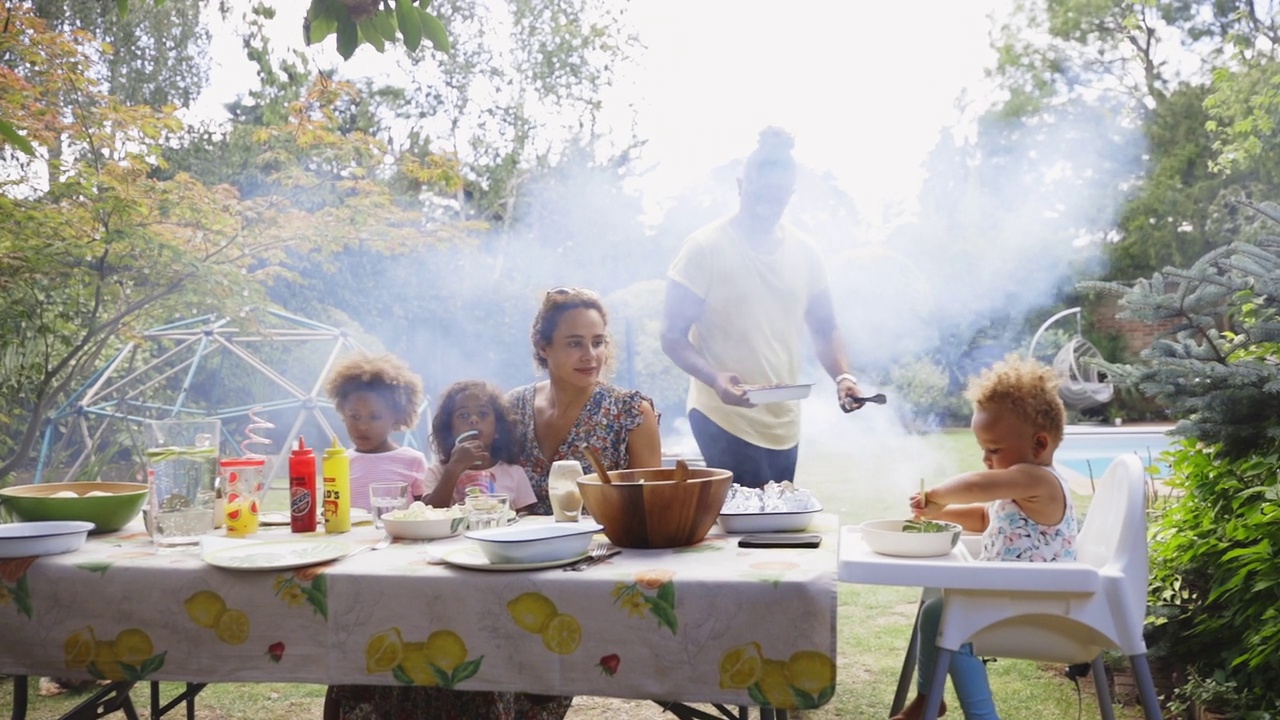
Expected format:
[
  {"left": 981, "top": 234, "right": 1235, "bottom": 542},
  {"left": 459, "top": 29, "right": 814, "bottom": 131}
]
[{"left": 842, "top": 393, "right": 887, "bottom": 413}]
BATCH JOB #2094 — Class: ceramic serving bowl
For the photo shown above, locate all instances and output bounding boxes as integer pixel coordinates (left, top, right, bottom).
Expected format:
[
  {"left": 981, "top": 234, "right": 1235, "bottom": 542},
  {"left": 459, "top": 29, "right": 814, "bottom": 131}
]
[
  {"left": 577, "top": 467, "right": 733, "bottom": 549},
  {"left": 0, "top": 482, "right": 148, "bottom": 533},
  {"left": 0, "top": 520, "right": 96, "bottom": 558},
  {"left": 383, "top": 513, "right": 468, "bottom": 540},
  {"left": 464, "top": 521, "right": 602, "bottom": 564},
  {"left": 860, "top": 518, "right": 963, "bottom": 558}
]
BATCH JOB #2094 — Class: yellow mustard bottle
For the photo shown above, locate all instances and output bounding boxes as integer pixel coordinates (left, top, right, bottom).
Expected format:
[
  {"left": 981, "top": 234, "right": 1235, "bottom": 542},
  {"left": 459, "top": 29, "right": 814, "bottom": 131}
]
[{"left": 323, "top": 436, "right": 351, "bottom": 533}]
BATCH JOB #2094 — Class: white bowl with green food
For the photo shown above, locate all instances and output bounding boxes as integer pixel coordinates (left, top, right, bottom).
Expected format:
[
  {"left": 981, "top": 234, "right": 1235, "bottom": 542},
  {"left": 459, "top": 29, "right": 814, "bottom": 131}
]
[{"left": 859, "top": 518, "right": 963, "bottom": 558}]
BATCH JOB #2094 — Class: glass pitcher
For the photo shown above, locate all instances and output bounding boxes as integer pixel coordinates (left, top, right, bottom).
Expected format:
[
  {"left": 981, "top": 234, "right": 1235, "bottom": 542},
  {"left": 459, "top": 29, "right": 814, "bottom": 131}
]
[{"left": 143, "top": 419, "right": 220, "bottom": 548}]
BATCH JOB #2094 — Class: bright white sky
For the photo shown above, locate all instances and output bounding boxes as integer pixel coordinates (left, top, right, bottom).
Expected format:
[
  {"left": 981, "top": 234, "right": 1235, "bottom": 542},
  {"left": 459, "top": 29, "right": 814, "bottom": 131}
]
[{"left": 193, "top": 1, "right": 1012, "bottom": 233}]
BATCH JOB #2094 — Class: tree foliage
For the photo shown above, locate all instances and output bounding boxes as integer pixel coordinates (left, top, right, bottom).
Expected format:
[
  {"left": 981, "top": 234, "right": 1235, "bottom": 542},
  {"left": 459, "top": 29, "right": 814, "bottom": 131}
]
[
  {"left": 32, "top": 0, "right": 210, "bottom": 108},
  {"left": 1084, "top": 199, "right": 1280, "bottom": 455},
  {"left": 0, "top": 6, "right": 428, "bottom": 477},
  {"left": 988, "top": 0, "right": 1280, "bottom": 281},
  {"left": 1084, "top": 200, "right": 1280, "bottom": 706},
  {"left": 305, "top": 0, "right": 448, "bottom": 60}
]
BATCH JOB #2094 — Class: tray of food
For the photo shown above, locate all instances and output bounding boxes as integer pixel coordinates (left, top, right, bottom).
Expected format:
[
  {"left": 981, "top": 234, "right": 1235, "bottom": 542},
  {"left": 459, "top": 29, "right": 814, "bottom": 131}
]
[
  {"left": 742, "top": 383, "right": 812, "bottom": 404},
  {"left": 718, "top": 481, "right": 821, "bottom": 533}
]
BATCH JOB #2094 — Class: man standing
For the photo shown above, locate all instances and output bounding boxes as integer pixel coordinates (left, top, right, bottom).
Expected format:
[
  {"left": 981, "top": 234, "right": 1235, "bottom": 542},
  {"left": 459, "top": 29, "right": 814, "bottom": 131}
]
[{"left": 660, "top": 127, "right": 864, "bottom": 488}]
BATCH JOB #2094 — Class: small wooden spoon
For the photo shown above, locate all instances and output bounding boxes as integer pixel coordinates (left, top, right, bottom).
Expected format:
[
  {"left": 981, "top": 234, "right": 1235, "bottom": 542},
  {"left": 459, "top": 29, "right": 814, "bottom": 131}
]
[
  {"left": 674, "top": 459, "right": 690, "bottom": 483},
  {"left": 582, "top": 445, "right": 611, "bottom": 484}
]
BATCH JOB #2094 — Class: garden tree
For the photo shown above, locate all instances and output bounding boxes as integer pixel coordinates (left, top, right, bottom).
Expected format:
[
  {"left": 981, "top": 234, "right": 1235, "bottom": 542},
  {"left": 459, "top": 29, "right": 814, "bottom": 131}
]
[
  {"left": 989, "top": 0, "right": 1280, "bottom": 279},
  {"left": 1200, "top": 7, "right": 1280, "bottom": 173},
  {"left": 31, "top": 0, "right": 210, "bottom": 109},
  {"left": 0, "top": 7, "right": 427, "bottom": 478},
  {"left": 875, "top": 99, "right": 1141, "bottom": 396},
  {"left": 1081, "top": 199, "right": 1280, "bottom": 707},
  {"left": 0, "top": 0, "right": 451, "bottom": 156},
  {"left": 349, "top": 0, "right": 640, "bottom": 227},
  {"left": 242, "top": 0, "right": 645, "bottom": 392}
]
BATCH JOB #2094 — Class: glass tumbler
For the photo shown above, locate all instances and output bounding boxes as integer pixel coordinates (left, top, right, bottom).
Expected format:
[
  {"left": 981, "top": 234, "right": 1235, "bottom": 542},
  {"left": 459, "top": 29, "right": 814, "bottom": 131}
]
[
  {"left": 464, "top": 493, "right": 511, "bottom": 530},
  {"left": 369, "top": 482, "right": 409, "bottom": 530}
]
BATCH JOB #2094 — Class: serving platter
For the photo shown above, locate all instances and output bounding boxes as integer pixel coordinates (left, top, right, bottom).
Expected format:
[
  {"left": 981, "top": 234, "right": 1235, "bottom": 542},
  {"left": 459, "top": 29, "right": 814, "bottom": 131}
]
[
  {"left": 440, "top": 546, "right": 587, "bottom": 571},
  {"left": 718, "top": 504, "right": 822, "bottom": 533},
  {"left": 742, "top": 383, "right": 813, "bottom": 404},
  {"left": 202, "top": 538, "right": 352, "bottom": 570}
]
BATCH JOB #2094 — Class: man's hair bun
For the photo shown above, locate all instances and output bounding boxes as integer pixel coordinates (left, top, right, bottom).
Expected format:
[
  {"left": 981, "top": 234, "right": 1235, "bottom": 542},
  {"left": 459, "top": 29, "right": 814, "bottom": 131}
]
[{"left": 756, "top": 126, "right": 795, "bottom": 158}]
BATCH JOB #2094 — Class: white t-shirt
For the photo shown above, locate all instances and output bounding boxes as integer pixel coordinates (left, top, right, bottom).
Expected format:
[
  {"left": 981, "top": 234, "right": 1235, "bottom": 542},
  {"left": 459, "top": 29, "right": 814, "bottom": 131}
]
[
  {"left": 667, "top": 217, "right": 827, "bottom": 449},
  {"left": 423, "top": 461, "right": 539, "bottom": 510},
  {"left": 348, "top": 446, "right": 429, "bottom": 511}
]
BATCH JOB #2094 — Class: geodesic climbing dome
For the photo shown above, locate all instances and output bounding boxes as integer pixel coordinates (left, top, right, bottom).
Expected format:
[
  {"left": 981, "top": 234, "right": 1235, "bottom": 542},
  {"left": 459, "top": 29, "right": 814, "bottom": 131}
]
[{"left": 35, "top": 309, "right": 429, "bottom": 492}]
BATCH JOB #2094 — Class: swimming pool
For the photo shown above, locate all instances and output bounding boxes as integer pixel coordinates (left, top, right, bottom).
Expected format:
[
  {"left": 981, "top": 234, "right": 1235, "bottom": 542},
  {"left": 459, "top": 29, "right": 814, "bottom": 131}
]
[{"left": 1055, "top": 426, "right": 1176, "bottom": 479}]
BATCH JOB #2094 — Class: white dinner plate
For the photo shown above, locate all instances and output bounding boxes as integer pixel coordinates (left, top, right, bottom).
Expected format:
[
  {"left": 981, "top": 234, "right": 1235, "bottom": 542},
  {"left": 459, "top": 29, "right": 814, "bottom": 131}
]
[
  {"left": 202, "top": 538, "right": 352, "bottom": 571},
  {"left": 259, "top": 511, "right": 290, "bottom": 526},
  {"left": 259, "top": 509, "right": 373, "bottom": 527},
  {"left": 440, "top": 546, "right": 588, "bottom": 572},
  {"left": 742, "top": 383, "right": 813, "bottom": 404}
]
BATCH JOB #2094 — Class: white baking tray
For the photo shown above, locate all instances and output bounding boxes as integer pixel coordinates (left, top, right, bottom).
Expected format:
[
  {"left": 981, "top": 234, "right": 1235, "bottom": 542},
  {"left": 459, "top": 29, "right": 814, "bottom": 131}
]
[{"left": 742, "top": 383, "right": 813, "bottom": 404}]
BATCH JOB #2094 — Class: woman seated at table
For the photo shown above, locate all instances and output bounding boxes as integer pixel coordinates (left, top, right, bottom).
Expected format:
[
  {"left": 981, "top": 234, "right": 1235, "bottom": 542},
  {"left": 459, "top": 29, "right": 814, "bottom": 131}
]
[
  {"left": 324, "top": 287, "right": 661, "bottom": 720},
  {"left": 506, "top": 285, "right": 662, "bottom": 512}
]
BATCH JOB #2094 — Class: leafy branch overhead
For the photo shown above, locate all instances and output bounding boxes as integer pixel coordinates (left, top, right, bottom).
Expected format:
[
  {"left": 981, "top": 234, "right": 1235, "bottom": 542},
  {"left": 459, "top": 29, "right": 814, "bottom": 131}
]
[{"left": 305, "top": 0, "right": 449, "bottom": 60}]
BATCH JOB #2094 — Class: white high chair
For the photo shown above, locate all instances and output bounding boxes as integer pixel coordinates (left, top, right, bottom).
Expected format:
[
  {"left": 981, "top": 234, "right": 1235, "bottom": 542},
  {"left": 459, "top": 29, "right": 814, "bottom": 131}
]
[{"left": 921, "top": 454, "right": 1163, "bottom": 720}]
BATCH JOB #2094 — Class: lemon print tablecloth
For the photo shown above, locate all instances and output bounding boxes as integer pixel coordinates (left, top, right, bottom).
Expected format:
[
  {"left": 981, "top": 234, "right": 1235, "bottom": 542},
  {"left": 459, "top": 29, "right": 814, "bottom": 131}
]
[{"left": 0, "top": 515, "right": 839, "bottom": 710}]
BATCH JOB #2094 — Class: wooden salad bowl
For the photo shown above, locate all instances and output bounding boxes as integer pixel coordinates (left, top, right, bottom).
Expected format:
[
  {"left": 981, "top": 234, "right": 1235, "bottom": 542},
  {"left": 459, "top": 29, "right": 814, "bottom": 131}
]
[{"left": 577, "top": 467, "right": 733, "bottom": 549}]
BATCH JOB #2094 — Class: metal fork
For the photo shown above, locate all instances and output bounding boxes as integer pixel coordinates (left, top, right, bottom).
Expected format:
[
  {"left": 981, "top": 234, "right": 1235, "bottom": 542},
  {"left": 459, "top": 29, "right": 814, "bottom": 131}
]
[
  {"left": 345, "top": 533, "right": 392, "bottom": 559},
  {"left": 565, "top": 542, "right": 617, "bottom": 571}
]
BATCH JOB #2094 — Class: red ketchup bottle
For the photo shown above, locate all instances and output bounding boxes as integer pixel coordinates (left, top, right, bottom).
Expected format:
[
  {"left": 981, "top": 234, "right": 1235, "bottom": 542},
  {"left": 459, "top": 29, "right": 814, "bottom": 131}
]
[{"left": 289, "top": 436, "right": 318, "bottom": 533}]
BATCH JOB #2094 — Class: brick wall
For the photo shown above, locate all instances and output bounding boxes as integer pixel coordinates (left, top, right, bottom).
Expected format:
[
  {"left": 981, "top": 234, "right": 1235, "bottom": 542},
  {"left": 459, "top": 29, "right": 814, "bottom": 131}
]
[{"left": 1086, "top": 296, "right": 1184, "bottom": 356}]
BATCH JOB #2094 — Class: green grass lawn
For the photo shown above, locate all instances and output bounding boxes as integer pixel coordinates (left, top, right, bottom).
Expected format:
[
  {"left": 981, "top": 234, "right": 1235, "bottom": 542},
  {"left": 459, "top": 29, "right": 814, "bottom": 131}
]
[{"left": 2, "top": 427, "right": 1146, "bottom": 719}]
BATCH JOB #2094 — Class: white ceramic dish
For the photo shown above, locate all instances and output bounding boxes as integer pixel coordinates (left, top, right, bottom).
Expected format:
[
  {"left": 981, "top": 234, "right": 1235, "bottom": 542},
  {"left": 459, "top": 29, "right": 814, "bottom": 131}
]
[
  {"left": 383, "top": 513, "right": 467, "bottom": 540},
  {"left": 718, "top": 504, "right": 822, "bottom": 533},
  {"left": 440, "top": 546, "right": 588, "bottom": 572},
  {"left": 0, "top": 520, "right": 95, "bottom": 558},
  {"left": 464, "top": 521, "right": 602, "bottom": 565},
  {"left": 742, "top": 383, "right": 813, "bottom": 404},
  {"left": 202, "top": 539, "right": 352, "bottom": 570},
  {"left": 859, "top": 519, "right": 962, "bottom": 558}
]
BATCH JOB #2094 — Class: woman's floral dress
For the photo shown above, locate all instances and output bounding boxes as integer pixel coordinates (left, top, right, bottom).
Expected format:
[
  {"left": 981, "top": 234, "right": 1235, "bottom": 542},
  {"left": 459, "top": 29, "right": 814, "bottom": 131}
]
[
  {"left": 505, "top": 382, "right": 657, "bottom": 516},
  {"left": 325, "top": 383, "right": 653, "bottom": 720}
]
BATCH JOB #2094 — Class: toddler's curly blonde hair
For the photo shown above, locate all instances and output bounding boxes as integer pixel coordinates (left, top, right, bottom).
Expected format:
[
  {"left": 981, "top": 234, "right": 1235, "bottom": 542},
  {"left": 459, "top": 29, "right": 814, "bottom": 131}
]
[
  {"left": 965, "top": 355, "right": 1065, "bottom": 443},
  {"left": 325, "top": 352, "right": 424, "bottom": 430}
]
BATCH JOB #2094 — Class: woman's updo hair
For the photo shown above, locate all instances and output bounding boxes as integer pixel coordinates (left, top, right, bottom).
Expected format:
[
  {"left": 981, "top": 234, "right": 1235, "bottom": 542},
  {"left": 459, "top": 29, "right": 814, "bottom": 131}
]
[
  {"left": 743, "top": 126, "right": 797, "bottom": 183},
  {"left": 530, "top": 287, "right": 611, "bottom": 372}
]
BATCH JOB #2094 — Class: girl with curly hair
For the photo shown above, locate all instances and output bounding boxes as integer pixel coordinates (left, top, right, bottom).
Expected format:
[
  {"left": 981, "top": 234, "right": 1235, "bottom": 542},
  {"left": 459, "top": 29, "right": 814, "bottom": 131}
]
[
  {"left": 324, "top": 351, "right": 428, "bottom": 510},
  {"left": 420, "top": 380, "right": 536, "bottom": 511}
]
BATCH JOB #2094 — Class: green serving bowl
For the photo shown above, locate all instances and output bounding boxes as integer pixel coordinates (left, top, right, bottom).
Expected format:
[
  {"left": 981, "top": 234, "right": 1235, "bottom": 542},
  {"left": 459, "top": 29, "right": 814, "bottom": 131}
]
[{"left": 0, "top": 481, "right": 148, "bottom": 534}]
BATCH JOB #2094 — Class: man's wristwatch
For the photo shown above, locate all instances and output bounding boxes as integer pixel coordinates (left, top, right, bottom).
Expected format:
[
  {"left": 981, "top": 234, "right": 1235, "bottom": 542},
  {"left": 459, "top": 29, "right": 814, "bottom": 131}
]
[{"left": 835, "top": 373, "right": 858, "bottom": 386}]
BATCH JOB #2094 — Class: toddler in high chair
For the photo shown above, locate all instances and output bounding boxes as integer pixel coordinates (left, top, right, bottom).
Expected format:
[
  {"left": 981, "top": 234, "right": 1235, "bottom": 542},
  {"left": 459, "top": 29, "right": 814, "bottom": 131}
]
[
  {"left": 892, "top": 355, "right": 1080, "bottom": 720},
  {"left": 421, "top": 380, "right": 537, "bottom": 512},
  {"left": 324, "top": 352, "right": 429, "bottom": 512}
]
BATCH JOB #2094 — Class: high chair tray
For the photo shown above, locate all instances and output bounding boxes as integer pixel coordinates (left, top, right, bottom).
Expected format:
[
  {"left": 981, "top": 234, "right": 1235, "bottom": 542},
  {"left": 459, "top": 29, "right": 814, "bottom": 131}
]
[{"left": 838, "top": 526, "right": 1101, "bottom": 593}]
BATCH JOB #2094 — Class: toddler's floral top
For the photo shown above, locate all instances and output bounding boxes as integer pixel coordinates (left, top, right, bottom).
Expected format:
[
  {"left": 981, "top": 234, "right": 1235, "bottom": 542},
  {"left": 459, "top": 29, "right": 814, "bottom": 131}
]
[{"left": 981, "top": 466, "right": 1079, "bottom": 562}]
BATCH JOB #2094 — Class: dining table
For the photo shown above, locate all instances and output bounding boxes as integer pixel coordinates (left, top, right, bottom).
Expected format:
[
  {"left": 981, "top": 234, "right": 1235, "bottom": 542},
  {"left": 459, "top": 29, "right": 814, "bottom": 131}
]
[{"left": 1, "top": 514, "right": 840, "bottom": 720}]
